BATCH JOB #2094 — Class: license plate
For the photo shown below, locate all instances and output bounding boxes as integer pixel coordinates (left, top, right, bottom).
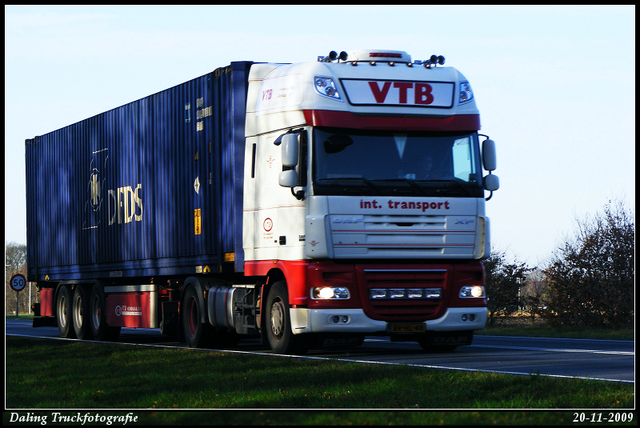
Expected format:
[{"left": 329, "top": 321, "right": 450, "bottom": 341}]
[{"left": 389, "top": 323, "right": 426, "bottom": 333}]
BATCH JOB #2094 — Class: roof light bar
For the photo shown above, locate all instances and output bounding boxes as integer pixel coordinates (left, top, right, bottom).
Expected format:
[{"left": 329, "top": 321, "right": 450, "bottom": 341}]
[{"left": 319, "top": 50, "right": 447, "bottom": 68}]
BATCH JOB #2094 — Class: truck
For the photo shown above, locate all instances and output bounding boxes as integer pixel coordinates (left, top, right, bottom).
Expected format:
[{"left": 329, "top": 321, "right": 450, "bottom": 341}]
[{"left": 26, "top": 49, "right": 499, "bottom": 354}]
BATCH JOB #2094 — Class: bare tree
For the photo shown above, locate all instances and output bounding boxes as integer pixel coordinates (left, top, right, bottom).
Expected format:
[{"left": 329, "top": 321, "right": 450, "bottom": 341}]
[
  {"left": 542, "top": 199, "right": 634, "bottom": 329},
  {"left": 5, "top": 242, "right": 30, "bottom": 315},
  {"left": 518, "top": 268, "right": 548, "bottom": 323}
]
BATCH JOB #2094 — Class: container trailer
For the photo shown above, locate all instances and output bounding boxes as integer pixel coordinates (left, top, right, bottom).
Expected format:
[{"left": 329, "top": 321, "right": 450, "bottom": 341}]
[{"left": 27, "top": 50, "right": 499, "bottom": 354}]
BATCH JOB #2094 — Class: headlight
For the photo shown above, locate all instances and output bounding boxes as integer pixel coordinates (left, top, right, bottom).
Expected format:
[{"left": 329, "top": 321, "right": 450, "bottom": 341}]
[
  {"left": 459, "top": 285, "right": 485, "bottom": 298},
  {"left": 459, "top": 81, "right": 474, "bottom": 104},
  {"left": 311, "top": 286, "right": 350, "bottom": 299},
  {"left": 314, "top": 76, "right": 342, "bottom": 100}
]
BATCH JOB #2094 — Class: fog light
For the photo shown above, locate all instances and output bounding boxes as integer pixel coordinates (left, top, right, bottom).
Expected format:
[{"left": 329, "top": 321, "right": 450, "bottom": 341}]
[
  {"left": 370, "top": 289, "right": 387, "bottom": 299},
  {"left": 407, "top": 289, "right": 423, "bottom": 299},
  {"left": 423, "top": 288, "right": 442, "bottom": 299},
  {"left": 389, "top": 289, "right": 405, "bottom": 299}
]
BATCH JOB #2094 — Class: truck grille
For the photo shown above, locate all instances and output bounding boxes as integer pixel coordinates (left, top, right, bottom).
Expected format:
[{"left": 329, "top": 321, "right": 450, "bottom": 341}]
[
  {"left": 357, "top": 267, "right": 448, "bottom": 322},
  {"left": 330, "top": 214, "right": 478, "bottom": 259}
]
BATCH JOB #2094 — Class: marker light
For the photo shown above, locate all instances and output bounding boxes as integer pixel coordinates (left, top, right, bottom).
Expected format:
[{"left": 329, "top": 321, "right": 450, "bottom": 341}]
[
  {"left": 314, "top": 76, "right": 342, "bottom": 100},
  {"left": 459, "top": 81, "right": 474, "bottom": 104}
]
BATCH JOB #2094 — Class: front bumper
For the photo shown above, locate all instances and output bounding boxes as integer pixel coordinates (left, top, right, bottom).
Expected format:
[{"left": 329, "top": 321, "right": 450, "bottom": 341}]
[{"left": 290, "top": 306, "right": 487, "bottom": 334}]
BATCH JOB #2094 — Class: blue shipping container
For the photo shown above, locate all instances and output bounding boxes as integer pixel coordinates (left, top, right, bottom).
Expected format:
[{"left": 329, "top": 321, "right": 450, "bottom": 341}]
[{"left": 26, "top": 62, "right": 253, "bottom": 282}]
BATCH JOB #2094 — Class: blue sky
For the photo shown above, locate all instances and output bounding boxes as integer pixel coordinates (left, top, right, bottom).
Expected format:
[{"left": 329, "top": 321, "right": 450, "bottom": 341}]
[{"left": 4, "top": 5, "right": 635, "bottom": 266}]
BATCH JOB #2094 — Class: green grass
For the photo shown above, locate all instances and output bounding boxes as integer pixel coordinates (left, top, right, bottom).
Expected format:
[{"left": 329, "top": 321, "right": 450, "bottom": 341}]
[
  {"left": 4, "top": 336, "right": 635, "bottom": 426},
  {"left": 479, "top": 323, "right": 634, "bottom": 341}
]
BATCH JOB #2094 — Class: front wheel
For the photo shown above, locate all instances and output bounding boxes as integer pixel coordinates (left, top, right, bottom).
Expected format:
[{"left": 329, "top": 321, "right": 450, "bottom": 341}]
[{"left": 265, "top": 281, "right": 311, "bottom": 355}]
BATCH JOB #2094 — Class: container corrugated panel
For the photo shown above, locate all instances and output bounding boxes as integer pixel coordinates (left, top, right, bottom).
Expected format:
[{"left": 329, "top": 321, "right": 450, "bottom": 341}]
[{"left": 26, "top": 61, "right": 253, "bottom": 282}]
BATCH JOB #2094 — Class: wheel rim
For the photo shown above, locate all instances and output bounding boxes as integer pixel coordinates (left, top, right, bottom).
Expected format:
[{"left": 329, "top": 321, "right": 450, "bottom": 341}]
[
  {"left": 58, "top": 294, "right": 68, "bottom": 328},
  {"left": 73, "top": 293, "right": 84, "bottom": 330},
  {"left": 270, "top": 299, "right": 285, "bottom": 340},
  {"left": 90, "top": 294, "right": 101, "bottom": 331}
]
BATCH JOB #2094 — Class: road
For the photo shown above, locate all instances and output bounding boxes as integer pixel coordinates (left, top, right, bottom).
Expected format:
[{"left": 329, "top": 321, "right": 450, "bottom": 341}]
[{"left": 6, "top": 318, "right": 634, "bottom": 383}]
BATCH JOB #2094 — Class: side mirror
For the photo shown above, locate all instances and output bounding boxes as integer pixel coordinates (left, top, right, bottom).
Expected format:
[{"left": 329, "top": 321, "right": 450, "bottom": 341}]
[
  {"left": 484, "top": 174, "right": 500, "bottom": 191},
  {"left": 279, "top": 170, "right": 298, "bottom": 188},
  {"left": 482, "top": 139, "right": 497, "bottom": 172},
  {"left": 275, "top": 131, "right": 306, "bottom": 200},
  {"left": 281, "top": 134, "right": 299, "bottom": 167}
]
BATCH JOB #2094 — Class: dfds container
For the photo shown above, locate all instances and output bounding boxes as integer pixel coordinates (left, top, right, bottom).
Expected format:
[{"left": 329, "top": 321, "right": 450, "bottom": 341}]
[{"left": 26, "top": 62, "right": 253, "bottom": 281}]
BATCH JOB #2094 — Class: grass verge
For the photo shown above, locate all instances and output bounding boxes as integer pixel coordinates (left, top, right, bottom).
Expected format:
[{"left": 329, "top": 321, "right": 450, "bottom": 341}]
[
  {"left": 478, "top": 315, "right": 634, "bottom": 340},
  {"left": 4, "top": 336, "right": 635, "bottom": 426}
]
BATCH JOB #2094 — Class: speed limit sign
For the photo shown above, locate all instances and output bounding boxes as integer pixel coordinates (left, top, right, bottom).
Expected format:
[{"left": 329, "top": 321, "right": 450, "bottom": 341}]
[{"left": 10, "top": 274, "right": 26, "bottom": 292}]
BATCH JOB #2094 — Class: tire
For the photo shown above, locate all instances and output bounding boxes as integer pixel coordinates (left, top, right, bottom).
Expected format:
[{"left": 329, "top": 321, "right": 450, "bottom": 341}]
[
  {"left": 89, "top": 283, "right": 120, "bottom": 341},
  {"left": 72, "top": 285, "right": 93, "bottom": 340},
  {"left": 182, "top": 285, "right": 210, "bottom": 348},
  {"left": 56, "top": 285, "right": 76, "bottom": 338},
  {"left": 265, "top": 281, "right": 311, "bottom": 355}
]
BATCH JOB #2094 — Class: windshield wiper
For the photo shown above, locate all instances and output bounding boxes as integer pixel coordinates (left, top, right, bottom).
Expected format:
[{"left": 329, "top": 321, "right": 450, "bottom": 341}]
[
  {"left": 370, "top": 179, "right": 428, "bottom": 196},
  {"left": 433, "top": 178, "right": 474, "bottom": 196},
  {"left": 320, "top": 177, "right": 383, "bottom": 194}
]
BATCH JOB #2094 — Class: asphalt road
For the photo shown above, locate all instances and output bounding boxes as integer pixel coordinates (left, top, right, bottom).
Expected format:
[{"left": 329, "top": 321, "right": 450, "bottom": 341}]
[{"left": 6, "top": 318, "right": 634, "bottom": 383}]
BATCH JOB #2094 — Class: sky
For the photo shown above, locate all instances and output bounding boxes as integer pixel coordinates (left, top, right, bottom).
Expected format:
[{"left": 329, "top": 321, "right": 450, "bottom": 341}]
[{"left": 4, "top": 5, "right": 635, "bottom": 267}]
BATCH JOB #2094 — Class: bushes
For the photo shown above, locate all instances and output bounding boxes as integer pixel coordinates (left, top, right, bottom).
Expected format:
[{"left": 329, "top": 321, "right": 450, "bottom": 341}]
[
  {"left": 541, "top": 200, "right": 634, "bottom": 329},
  {"left": 485, "top": 199, "right": 634, "bottom": 329}
]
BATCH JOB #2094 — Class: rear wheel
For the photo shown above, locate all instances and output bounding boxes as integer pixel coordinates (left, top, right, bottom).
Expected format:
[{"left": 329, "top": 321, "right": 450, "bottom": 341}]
[
  {"left": 72, "top": 285, "right": 93, "bottom": 340},
  {"left": 56, "top": 285, "right": 76, "bottom": 338},
  {"left": 89, "top": 283, "right": 120, "bottom": 341},
  {"left": 266, "top": 281, "right": 311, "bottom": 355}
]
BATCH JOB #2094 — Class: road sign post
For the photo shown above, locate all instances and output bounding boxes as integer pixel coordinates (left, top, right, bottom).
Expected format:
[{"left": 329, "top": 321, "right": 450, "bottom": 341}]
[{"left": 10, "top": 274, "right": 27, "bottom": 317}]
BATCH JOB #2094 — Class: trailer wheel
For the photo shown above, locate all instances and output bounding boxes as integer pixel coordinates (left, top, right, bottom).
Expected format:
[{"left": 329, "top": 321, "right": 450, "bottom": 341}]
[
  {"left": 56, "top": 285, "right": 76, "bottom": 338},
  {"left": 72, "top": 285, "right": 93, "bottom": 340},
  {"left": 89, "top": 283, "right": 120, "bottom": 341},
  {"left": 182, "top": 285, "right": 210, "bottom": 348},
  {"left": 266, "top": 281, "right": 310, "bottom": 355}
]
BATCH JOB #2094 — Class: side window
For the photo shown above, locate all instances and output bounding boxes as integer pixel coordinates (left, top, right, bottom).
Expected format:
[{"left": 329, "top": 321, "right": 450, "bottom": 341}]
[{"left": 452, "top": 137, "right": 474, "bottom": 182}]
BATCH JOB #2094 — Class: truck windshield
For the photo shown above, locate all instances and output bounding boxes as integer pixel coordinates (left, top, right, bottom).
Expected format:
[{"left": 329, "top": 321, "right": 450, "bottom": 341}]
[{"left": 312, "top": 128, "right": 483, "bottom": 197}]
